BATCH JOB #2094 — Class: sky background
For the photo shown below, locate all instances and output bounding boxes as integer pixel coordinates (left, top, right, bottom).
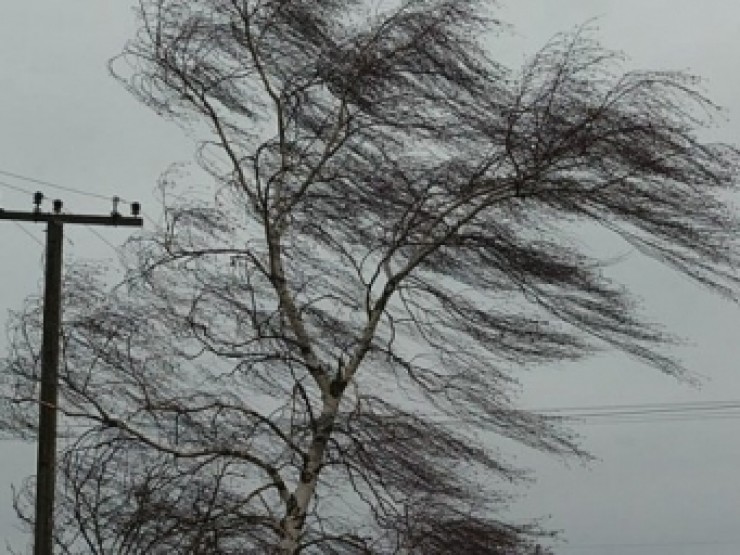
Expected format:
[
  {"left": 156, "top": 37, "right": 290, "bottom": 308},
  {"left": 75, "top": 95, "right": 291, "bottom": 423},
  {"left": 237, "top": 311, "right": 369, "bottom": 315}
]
[{"left": 1, "top": 1, "right": 739, "bottom": 553}]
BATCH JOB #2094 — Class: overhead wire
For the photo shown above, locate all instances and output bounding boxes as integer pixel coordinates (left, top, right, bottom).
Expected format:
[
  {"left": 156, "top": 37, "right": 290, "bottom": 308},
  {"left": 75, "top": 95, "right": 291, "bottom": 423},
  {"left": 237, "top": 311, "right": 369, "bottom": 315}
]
[
  {"left": 20, "top": 398, "right": 740, "bottom": 433},
  {"left": 557, "top": 537, "right": 740, "bottom": 550},
  {"left": 58, "top": 208, "right": 123, "bottom": 254},
  {"left": 357, "top": 400, "right": 740, "bottom": 426},
  {"left": 0, "top": 168, "right": 124, "bottom": 203},
  {"left": 87, "top": 226, "right": 123, "bottom": 253},
  {"left": 0, "top": 174, "right": 137, "bottom": 259},
  {"left": 0, "top": 178, "right": 38, "bottom": 197},
  {"left": 0, "top": 180, "right": 52, "bottom": 248},
  {"left": 536, "top": 398, "right": 740, "bottom": 414},
  {"left": 0, "top": 167, "right": 159, "bottom": 227},
  {"left": 570, "top": 413, "right": 740, "bottom": 425},
  {"left": 536, "top": 399, "right": 740, "bottom": 425},
  {"left": 10, "top": 221, "right": 44, "bottom": 248}
]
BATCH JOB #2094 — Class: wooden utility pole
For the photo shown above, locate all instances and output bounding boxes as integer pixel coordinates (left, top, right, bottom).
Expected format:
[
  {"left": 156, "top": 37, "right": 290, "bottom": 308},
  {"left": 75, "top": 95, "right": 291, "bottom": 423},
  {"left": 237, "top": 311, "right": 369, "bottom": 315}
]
[
  {"left": 34, "top": 216, "right": 62, "bottom": 555},
  {"left": 0, "top": 193, "right": 142, "bottom": 555}
]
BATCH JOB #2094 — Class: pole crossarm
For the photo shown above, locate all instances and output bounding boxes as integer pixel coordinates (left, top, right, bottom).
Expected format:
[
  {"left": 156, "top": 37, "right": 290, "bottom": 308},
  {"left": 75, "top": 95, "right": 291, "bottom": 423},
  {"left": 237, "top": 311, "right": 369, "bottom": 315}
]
[{"left": 0, "top": 210, "right": 143, "bottom": 227}]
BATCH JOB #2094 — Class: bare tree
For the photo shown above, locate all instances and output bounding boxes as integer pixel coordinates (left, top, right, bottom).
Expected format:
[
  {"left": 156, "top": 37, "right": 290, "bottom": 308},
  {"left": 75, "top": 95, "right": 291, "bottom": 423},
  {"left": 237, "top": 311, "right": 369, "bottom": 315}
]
[{"left": 3, "top": 0, "right": 740, "bottom": 553}]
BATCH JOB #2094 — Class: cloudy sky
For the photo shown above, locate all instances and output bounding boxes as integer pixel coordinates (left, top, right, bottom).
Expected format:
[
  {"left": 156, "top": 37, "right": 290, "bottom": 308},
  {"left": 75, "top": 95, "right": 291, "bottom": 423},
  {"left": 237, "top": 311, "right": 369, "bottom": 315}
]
[{"left": 1, "top": 2, "right": 739, "bottom": 553}]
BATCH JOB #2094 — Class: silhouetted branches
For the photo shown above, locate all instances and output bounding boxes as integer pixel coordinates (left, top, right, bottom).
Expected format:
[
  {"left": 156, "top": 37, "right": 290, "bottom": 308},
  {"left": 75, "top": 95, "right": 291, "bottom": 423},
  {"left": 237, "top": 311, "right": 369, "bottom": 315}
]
[{"left": 2, "top": 1, "right": 740, "bottom": 553}]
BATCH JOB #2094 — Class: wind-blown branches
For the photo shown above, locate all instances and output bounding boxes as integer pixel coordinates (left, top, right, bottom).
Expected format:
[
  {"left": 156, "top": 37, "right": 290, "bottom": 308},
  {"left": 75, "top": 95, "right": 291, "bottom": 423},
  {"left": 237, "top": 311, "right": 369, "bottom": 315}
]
[{"left": 2, "top": 1, "right": 740, "bottom": 553}]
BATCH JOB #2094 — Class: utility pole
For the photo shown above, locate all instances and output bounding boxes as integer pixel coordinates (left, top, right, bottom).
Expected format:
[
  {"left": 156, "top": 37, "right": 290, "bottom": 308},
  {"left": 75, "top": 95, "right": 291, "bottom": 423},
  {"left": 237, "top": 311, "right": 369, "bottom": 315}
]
[{"left": 0, "top": 193, "right": 142, "bottom": 555}]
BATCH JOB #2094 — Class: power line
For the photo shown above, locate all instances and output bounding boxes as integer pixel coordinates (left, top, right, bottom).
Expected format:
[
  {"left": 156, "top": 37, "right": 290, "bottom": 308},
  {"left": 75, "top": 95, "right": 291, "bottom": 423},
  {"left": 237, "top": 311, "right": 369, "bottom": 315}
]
[
  {"left": 0, "top": 167, "right": 158, "bottom": 227},
  {"left": 572, "top": 413, "right": 740, "bottom": 425},
  {"left": 0, "top": 179, "right": 39, "bottom": 197},
  {"left": 535, "top": 399, "right": 740, "bottom": 425},
  {"left": 2, "top": 195, "right": 129, "bottom": 279},
  {"left": 558, "top": 537, "right": 740, "bottom": 550},
  {"left": 413, "top": 401, "right": 740, "bottom": 426},
  {"left": 60, "top": 208, "right": 123, "bottom": 254},
  {"left": 11, "top": 221, "right": 44, "bottom": 248},
  {"left": 0, "top": 168, "right": 123, "bottom": 203},
  {"left": 17, "top": 399, "right": 740, "bottom": 432},
  {"left": 535, "top": 399, "right": 740, "bottom": 414},
  {"left": 86, "top": 226, "right": 123, "bottom": 253}
]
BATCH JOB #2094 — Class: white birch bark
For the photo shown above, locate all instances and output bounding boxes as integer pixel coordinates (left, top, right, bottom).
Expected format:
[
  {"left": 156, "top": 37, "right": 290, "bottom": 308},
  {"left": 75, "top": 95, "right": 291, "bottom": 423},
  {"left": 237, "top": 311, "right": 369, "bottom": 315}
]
[{"left": 278, "top": 396, "right": 339, "bottom": 554}]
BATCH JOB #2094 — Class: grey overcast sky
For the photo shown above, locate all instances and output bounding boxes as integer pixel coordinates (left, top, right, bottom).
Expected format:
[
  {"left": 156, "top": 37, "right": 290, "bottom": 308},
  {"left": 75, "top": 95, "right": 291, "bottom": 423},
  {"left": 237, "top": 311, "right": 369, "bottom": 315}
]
[{"left": 1, "top": 2, "right": 739, "bottom": 554}]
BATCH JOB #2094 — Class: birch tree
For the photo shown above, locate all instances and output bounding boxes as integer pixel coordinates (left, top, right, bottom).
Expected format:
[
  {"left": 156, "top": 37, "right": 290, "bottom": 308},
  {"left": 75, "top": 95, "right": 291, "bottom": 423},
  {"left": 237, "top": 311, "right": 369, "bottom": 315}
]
[{"left": 3, "top": 0, "right": 740, "bottom": 553}]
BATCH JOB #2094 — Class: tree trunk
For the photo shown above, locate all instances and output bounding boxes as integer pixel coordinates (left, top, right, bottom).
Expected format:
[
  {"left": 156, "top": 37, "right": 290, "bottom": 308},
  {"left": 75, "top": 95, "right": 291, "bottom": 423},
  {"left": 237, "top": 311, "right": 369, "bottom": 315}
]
[{"left": 278, "top": 397, "right": 339, "bottom": 554}]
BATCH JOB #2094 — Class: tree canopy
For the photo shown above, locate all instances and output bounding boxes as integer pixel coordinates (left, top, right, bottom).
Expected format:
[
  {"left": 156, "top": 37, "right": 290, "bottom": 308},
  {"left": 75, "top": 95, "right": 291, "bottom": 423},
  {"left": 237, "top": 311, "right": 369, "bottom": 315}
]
[{"left": 3, "top": 1, "right": 740, "bottom": 553}]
